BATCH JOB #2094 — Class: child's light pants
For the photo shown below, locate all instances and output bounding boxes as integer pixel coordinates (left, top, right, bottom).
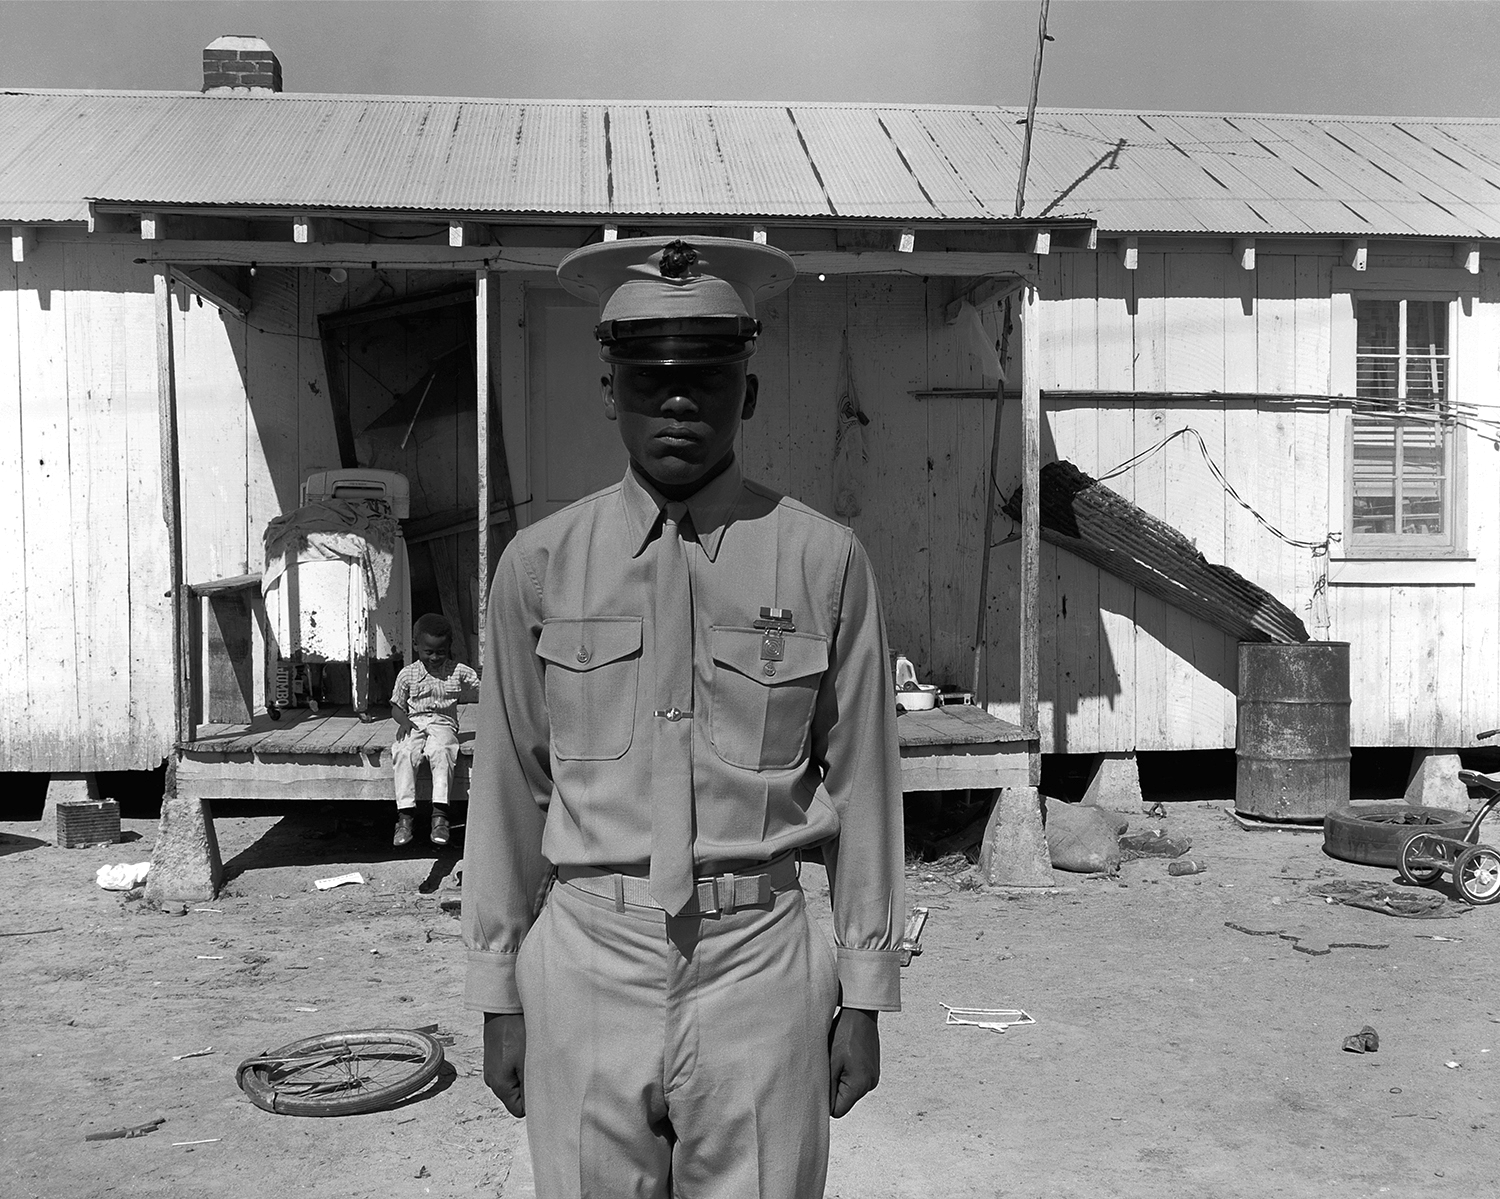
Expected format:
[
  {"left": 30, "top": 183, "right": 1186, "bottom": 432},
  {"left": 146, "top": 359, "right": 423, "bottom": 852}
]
[{"left": 392, "top": 716, "right": 459, "bottom": 809}]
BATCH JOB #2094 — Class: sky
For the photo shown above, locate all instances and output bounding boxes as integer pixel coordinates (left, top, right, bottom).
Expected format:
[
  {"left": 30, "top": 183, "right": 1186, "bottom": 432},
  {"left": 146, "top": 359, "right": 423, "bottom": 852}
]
[{"left": 1, "top": 0, "right": 1497, "bottom": 116}]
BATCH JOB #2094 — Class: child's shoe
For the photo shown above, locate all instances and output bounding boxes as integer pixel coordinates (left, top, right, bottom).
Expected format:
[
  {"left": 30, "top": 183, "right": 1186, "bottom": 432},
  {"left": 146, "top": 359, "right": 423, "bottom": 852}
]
[
  {"left": 393, "top": 812, "right": 415, "bottom": 848},
  {"left": 430, "top": 807, "right": 451, "bottom": 847}
]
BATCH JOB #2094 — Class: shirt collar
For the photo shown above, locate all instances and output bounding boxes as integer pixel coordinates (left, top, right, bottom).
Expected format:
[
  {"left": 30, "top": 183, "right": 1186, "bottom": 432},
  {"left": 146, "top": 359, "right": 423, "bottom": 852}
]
[{"left": 621, "top": 458, "right": 744, "bottom": 563}]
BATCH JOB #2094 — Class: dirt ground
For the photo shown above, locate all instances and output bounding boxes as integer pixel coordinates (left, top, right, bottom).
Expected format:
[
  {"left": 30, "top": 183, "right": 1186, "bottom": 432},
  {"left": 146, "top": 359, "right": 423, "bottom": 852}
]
[{"left": 3, "top": 790, "right": 1499, "bottom": 1199}]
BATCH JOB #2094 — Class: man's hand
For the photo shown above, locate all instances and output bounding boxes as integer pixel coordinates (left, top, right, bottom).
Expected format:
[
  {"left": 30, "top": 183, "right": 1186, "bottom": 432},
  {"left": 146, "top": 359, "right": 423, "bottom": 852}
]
[
  {"left": 828, "top": 1007, "right": 880, "bottom": 1118},
  {"left": 483, "top": 1012, "right": 527, "bottom": 1117}
]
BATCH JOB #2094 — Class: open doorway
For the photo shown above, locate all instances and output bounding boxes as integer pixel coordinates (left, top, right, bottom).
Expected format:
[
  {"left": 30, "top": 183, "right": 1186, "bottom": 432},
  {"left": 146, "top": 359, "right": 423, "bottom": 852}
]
[{"left": 319, "top": 284, "right": 514, "bottom": 665}]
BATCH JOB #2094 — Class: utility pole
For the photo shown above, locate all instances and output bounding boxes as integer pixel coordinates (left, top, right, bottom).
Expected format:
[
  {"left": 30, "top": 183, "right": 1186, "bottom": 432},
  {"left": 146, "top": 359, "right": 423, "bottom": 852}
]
[{"left": 1014, "top": 0, "right": 1053, "bottom": 218}]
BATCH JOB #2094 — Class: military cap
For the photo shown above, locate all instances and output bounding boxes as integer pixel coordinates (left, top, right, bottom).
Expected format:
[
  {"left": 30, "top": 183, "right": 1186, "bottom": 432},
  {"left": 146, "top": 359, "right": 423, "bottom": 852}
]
[{"left": 557, "top": 235, "right": 796, "bottom": 365}]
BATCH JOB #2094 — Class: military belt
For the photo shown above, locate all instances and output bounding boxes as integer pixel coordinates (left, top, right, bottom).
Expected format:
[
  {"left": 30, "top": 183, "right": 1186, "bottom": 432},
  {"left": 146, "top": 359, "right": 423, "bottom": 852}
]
[{"left": 557, "top": 852, "right": 799, "bottom": 916}]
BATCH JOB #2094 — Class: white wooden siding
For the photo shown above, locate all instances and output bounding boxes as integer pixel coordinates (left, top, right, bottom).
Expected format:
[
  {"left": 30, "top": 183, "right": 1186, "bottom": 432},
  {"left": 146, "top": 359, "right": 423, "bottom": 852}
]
[
  {"left": 1021, "top": 250, "right": 1500, "bottom": 753},
  {"left": 1, "top": 239, "right": 174, "bottom": 771},
  {"left": 3, "top": 237, "right": 1498, "bottom": 773}
]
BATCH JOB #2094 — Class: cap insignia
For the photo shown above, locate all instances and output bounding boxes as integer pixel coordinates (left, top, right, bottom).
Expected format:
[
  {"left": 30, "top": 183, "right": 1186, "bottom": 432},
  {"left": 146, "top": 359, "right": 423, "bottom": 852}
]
[{"left": 658, "top": 240, "right": 700, "bottom": 279}]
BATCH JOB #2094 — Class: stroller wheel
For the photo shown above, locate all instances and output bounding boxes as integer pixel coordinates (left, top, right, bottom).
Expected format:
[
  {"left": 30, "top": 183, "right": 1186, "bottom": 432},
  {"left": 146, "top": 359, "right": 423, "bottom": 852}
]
[
  {"left": 1454, "top": 846, "right": 1500, "bottom": 905},
  {"left": 1397, "top": 833, "right": 1443, "bottom": 885}
]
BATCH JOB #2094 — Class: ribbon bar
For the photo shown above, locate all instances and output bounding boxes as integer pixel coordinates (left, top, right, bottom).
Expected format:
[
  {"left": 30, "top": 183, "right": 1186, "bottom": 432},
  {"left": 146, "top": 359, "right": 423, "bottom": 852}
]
[{"left": 654, "top": 707, "right": 694, "bottom": 722}]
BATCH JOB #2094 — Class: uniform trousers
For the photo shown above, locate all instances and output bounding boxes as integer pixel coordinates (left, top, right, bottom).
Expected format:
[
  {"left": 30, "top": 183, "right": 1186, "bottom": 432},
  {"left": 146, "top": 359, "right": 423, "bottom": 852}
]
[
  {"left": 391, "top": 716, "right": 459, "bottom": 809},
  {"left": 516, "top": 872, "right": 841, "bottom": 1199}
]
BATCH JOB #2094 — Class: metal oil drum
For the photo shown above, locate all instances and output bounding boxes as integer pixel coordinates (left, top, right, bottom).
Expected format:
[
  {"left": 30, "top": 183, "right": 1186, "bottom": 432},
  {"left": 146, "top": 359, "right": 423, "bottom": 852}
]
[{"left": 1235, "top": 641, "right": 1351, "bottom": 822}]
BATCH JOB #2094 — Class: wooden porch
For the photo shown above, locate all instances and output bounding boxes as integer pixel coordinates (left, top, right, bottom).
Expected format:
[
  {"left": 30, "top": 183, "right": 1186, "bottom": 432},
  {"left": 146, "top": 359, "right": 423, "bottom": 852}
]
[{"left": 175, "top": 703, "right": 1032, "bottom": 804}]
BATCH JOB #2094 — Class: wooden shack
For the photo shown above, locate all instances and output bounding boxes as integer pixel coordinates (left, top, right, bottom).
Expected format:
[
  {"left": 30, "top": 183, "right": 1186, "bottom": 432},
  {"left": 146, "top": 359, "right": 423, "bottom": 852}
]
[
  {"left": 3, "top": 70, "right": 1499, "bottom": 821},
  {"left": 0, "top": 82, "right": 1062, "bottom": 824}
]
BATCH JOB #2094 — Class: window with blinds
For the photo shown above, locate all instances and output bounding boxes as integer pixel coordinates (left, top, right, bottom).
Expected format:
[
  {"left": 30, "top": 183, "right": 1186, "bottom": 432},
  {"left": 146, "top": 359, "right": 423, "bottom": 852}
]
[{"left": 1350, "top": 298, "right": 1460, "bottom": 553}]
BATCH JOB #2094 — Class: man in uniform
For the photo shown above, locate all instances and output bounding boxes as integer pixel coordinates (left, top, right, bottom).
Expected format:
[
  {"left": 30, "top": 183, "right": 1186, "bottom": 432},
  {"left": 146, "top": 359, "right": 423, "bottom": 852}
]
[{"left": 463, "top": 234, "right": 905, "bottom": 1199}]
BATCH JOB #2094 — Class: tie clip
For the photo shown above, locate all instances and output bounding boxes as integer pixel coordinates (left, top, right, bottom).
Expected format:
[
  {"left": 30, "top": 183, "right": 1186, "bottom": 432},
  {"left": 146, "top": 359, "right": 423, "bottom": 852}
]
[{"left": 654, "top": 707, "right": 693, "bottom": 722}]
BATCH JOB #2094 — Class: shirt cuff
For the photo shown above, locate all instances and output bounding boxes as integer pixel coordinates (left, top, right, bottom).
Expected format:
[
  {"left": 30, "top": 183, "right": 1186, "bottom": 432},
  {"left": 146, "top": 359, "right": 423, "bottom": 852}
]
[
  {"left": 463, "top": 948, "right": 523, "bottom": 1014},
  {"left": 836, "top": 947, "right": 902, "bottom": 1012}
]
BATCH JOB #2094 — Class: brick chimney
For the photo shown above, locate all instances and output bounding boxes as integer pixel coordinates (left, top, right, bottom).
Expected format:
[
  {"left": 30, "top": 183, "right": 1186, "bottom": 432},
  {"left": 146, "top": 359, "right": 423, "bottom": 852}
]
[{"left": 203, "top": 36, "right": 282, "bottom": 93}]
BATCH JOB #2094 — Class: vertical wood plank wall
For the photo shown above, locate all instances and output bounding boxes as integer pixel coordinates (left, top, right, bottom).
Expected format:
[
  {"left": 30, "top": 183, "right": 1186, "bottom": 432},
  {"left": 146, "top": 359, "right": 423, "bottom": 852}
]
[
  {"left": 1011, "top": 249, "right": 1500, "bottom": 753},
  {"left": 4, "top": 241, "right": 1498, "bottom": 772},
  {"left": 1, "top": 238, "right": 175, "bottom": 771}
]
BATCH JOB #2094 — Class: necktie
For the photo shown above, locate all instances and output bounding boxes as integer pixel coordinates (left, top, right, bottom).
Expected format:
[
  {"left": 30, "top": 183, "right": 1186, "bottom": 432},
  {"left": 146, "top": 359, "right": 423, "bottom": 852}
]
[{"left": 649, "top": 502, "right": 696, "bottom": 914}]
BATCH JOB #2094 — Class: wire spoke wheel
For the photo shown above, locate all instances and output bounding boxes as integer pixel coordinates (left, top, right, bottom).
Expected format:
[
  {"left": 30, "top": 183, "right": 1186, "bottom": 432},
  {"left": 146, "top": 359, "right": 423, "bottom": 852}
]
[
  {"left": 237, "top": 1029, "right": 445, "bottom": 1117},
  {"left": 1454, "top": 848, "right": 1500, "bottom": 906},
  {"left": 1397, "top": 833, "right": 1444, "bottom": 885}
]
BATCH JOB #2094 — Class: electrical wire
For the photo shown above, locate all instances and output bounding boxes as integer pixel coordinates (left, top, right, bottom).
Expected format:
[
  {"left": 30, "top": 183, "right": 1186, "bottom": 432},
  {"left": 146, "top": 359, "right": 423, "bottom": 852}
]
[{"left": 1097, "top": 426, "right": 1333, "bottom": 549}]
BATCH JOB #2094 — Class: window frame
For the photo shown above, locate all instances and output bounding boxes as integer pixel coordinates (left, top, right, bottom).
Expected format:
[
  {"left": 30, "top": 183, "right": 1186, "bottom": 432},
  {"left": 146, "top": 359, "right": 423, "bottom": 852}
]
[{"left": 1342, "top": 289, "right": 1467, "bottom": 560}]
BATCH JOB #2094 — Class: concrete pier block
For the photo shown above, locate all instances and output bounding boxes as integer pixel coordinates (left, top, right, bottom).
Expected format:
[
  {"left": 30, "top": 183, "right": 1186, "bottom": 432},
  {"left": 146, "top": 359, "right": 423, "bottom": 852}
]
[
  {"left": 39, "top": 773, "right": 101, "bottom": 842},
  {"left": 1082, "top": 752, "right": 1144, "bottom": 814},
  {"left": 1405, "top": 749, "right": 1469, "bottom": 809},
  {"left": 979, "top": 786, "right": 1056, "bottom": 887},
  {"left": 145, "top": 769, "right": 223, "bottom": 903}
]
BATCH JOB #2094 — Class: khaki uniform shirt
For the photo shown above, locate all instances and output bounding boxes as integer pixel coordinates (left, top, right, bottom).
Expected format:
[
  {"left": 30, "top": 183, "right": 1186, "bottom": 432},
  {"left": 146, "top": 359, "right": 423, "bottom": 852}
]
[{"left": 462, "top": 462, "right": 905, "bottom": 1014}]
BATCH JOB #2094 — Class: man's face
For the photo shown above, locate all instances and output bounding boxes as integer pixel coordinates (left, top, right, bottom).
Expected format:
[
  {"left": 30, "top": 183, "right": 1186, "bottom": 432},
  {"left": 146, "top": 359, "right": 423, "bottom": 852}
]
[{"left": 603, "top": 361, "right": 758, "bottom": 492}]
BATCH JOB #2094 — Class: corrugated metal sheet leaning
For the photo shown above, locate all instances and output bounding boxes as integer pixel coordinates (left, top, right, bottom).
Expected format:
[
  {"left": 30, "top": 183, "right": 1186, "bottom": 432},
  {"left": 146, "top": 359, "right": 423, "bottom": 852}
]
[{"left": 1002, "top": 460, "right": 1311, "bottom": 645}]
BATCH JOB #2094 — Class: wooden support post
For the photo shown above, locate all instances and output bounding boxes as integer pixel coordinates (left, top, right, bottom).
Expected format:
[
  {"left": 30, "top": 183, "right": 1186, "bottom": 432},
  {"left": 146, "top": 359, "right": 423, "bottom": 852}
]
[
  {"left": 1455, "top": 242, "right": 1480, "bottom": 274},
  {"left": 1119, "top": 236, "right": 1138, "bottom": 271},
  {"left": 154, "top": 270, "right": 190, "bottom": 745},
  {"left": 148, "top": 269, "right": 220, "bottom": 900},
  {"left": 1020, "top": 285, "right": 1041, "bottom": 740},
  {"left": 10, "top": 225, "right": 35, "bottom": 263},
  {"left": 1345, "top": 239, "right": 1368, "bottom": 271},
  {"left": 476, "top": 269, "right": 491, "bottom": 664},
  {"left": 1233, "top": 237, "right": 1256, "bottom": 271}
]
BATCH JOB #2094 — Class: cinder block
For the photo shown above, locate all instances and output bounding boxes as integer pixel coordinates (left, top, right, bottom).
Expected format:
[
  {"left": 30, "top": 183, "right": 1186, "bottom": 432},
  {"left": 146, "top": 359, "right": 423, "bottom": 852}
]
[
  {"left": 1082, "top": 752, "right": 1144, "bottom": 814},
  {"left": 979, "top": 786, "right": 1056, "bottom": 886},
  {"left": 1405, "top": 749, "right": 1469, "bottom": 809}
]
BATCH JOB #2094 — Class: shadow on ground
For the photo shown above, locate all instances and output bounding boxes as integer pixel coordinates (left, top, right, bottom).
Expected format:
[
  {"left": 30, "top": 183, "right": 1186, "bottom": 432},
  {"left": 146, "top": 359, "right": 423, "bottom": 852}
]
[{"left": 217, "top": 801, "right": 467, "bottom": 884}]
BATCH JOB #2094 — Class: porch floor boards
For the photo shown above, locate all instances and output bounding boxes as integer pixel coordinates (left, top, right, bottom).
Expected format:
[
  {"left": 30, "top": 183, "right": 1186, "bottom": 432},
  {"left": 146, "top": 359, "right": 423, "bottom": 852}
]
[
  {"left": 174, "top": 703, "right": 1032, "bottom": 801},
  {"left": 186, "top": 705, "right": 479, "bottom": 757}
]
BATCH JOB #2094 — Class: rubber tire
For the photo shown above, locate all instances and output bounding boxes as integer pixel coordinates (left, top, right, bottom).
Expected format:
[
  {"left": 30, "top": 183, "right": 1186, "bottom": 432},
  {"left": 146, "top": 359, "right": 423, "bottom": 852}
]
[
  {"left": 237, "top": 1028, "right": 444, "bottom": 1117},
  {"left": 1454, "top": 847, "right": 1500, "bottom": 905},
  {"left": 1322, "top": 803, "right": 1469, "bottom": 869},
  {"left": 1397, "top": 833, "right": 1444, "bottom": 885}
]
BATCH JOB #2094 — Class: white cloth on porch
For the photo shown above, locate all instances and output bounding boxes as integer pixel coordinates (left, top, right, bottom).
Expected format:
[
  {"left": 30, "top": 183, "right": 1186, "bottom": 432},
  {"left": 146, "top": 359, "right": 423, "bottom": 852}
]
[{"left": 261, "top": 498, "right": 405, "bottom": 665}]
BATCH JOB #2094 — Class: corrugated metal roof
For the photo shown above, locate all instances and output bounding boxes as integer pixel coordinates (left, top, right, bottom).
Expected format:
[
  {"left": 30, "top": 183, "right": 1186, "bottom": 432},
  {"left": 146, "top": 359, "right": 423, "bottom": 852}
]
[
  {"left": 2, "top": 90, "right": 1499, "bottom": 236},
  {"left": 1019, "top": 109, "right": 1500, "bottom": 236}
]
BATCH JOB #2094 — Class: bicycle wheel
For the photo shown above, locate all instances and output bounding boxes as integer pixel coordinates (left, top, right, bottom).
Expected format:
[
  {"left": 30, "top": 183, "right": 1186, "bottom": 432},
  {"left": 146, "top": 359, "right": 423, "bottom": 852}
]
[{"left": 237, "top": 1028, "right": 445, "bottom": 1117}]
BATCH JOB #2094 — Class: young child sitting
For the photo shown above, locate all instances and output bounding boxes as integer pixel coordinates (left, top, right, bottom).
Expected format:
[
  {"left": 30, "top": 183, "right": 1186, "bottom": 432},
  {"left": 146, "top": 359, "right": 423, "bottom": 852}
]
[{"left": 390, "top": 613, "right": 480, "bottom": 847}]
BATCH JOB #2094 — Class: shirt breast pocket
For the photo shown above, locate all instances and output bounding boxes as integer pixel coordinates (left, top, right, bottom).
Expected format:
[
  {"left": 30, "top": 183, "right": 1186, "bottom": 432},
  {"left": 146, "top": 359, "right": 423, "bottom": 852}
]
[
  {"left": 536, "top": 618, "right": 643, "bottom": 761},
  {"left": 708, "top": 627, "right": 829, "bottom": 770}
]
